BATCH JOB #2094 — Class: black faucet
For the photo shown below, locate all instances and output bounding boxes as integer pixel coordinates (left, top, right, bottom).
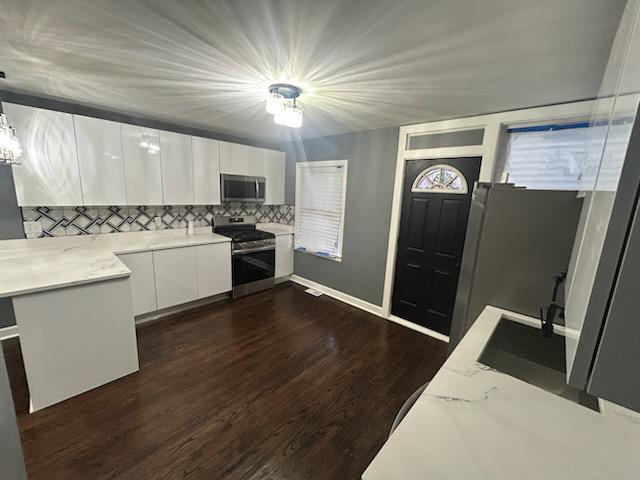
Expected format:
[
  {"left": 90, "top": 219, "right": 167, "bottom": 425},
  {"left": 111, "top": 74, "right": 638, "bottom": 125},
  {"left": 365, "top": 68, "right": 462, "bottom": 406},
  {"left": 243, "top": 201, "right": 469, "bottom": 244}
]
[{"left": 540, "top": 270, "right": 567, "bottom": 337}]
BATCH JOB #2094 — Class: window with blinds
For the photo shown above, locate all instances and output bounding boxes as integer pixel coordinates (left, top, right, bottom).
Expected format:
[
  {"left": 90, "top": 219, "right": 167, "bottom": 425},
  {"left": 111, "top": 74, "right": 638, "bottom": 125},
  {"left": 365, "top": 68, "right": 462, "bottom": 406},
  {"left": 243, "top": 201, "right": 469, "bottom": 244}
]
[
  {"left": 502, "top": 121, "right": 633, "bottom": 191},
  {"left": 294, "top": 160, "right": 348, "bottom": 261}
]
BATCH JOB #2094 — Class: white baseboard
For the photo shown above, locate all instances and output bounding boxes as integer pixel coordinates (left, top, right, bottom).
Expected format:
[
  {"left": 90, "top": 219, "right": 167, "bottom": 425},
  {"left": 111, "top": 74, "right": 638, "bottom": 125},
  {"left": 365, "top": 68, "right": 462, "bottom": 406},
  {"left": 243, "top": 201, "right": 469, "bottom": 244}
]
[
  {"left": 0, "top": 325, "right": 19, "bottom": 341},
  {"left": 290, "top": 275, "right": 384, "bottom": 317},
  {"left": 387, "top": 315, "right": 450, "bottom": 343},
  {"left": 290, "top": 275, "right": 449, "bottom": 343}
]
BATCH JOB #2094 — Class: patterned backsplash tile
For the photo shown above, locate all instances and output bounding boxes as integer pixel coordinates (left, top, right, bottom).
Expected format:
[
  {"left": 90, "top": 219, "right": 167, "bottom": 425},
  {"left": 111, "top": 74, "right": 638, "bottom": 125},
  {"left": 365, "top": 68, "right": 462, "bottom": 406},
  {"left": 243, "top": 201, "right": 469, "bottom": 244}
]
[{"left": 22, "top": 204, "right": 295, "bottom": 238}]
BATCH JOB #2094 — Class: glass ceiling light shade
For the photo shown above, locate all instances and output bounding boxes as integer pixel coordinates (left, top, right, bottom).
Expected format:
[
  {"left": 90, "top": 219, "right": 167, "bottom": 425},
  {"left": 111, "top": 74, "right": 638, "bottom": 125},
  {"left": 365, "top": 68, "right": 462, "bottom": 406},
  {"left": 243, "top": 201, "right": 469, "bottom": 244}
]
[
  {"left": 0, "top": 113, "right": 22, "bottom": 165},
  {"left": 265, "top": 91, "right": 285, "bottom": 115},
  {"left": 266, "top": 83, "right": 303, "bottom": 128},
  {"left": 274, "top": 104, "right": 303, "bottom": 128}
]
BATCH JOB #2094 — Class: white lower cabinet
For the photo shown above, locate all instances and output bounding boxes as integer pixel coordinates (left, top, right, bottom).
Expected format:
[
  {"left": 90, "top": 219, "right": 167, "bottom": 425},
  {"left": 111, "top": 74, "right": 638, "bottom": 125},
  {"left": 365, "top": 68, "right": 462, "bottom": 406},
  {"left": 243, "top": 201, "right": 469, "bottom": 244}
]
[
  {"left": 152, "top": 243, "right": 232, "bottom": 310},
  {"left": 117, "top": 251, "right": 157, "bottom": 316},
  {"left": 195, "top": 243, "right": 232, "bottom": 298},
  {"left": 275, "top": 234, "right": 294, "bottom": 278},
  {"left": 153, "top": 247, "right": 198, "bottom": 310}
]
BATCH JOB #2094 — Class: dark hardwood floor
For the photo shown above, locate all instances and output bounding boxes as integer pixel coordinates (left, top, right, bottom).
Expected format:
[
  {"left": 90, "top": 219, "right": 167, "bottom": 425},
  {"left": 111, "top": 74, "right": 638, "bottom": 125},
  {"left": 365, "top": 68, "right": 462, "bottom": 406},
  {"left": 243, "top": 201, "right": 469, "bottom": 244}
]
[{"left": 3, "top": 282, "right": 448, "bottom": 480}]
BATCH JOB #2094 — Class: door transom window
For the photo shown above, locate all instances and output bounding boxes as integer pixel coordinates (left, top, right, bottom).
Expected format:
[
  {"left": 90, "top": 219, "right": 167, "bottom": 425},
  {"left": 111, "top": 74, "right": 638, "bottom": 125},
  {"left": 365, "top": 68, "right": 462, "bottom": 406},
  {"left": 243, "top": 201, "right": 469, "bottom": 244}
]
[{"left": 411, "top": 164, "right": 469, "bottom": 194}]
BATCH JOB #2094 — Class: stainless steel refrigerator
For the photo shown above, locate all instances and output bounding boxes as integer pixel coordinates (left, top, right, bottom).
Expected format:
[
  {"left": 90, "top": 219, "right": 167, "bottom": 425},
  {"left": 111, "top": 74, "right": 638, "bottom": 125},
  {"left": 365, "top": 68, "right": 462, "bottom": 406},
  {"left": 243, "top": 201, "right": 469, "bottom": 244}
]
[{"left": 449, "top": 184, "right": 583, "bottom": 350}]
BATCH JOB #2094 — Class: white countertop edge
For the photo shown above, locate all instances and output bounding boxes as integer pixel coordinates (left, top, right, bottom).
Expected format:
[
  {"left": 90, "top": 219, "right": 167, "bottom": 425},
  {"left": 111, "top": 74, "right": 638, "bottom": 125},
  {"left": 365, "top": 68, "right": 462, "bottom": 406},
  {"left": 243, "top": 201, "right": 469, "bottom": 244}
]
[{"left": 3, "top": 271, "right": 133, "bottom": 298}]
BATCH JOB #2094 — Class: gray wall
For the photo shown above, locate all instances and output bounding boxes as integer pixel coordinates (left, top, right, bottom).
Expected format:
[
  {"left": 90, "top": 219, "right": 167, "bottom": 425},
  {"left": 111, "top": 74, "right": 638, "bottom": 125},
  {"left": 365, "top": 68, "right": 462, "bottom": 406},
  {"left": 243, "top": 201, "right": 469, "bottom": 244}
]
[{"left": 282, "top": 127, "right": 399, "bottom": 306}]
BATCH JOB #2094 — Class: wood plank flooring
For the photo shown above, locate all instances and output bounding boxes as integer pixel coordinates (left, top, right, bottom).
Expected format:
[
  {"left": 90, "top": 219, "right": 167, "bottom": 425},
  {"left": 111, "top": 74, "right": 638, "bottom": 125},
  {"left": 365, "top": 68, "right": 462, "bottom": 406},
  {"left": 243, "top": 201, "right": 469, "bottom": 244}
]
[{"left": 3, "top": 282, "right": 448, "bottom": 480}]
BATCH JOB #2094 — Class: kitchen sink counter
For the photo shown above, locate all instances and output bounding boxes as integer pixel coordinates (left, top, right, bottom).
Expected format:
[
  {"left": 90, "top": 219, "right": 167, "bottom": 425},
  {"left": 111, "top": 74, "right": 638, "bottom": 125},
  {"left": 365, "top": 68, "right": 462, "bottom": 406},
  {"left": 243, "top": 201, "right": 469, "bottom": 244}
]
[
  {"left": 363, "top": 306, "right": 640, "bottom": 479},
  {"left": 0, "top": 227, "right": 230, "bottom": 298}
]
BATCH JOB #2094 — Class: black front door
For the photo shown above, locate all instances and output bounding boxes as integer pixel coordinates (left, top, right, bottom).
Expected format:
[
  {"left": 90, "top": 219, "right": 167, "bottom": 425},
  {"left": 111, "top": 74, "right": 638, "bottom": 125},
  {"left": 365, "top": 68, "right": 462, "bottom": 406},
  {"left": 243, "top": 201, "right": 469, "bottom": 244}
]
[{"left": 391, "top": 158, "right": 480, "bottom": 335}]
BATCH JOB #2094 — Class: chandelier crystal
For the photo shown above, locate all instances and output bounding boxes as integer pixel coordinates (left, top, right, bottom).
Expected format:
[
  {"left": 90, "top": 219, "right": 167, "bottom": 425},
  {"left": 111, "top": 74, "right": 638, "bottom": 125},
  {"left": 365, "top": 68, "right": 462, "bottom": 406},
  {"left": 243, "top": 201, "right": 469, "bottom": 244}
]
[
  {"left": 0, "top": 113, "right": 22, "bottom": 165},
  {"left": 265, "top": 84, "right": 302, "bottom": 129}
]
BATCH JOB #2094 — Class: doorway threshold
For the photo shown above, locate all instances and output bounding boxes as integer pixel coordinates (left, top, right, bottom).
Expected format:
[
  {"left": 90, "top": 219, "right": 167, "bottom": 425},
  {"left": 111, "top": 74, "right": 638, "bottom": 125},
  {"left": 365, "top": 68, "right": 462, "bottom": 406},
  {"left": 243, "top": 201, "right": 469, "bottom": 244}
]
[{"left": 387, "top": 315, "right": 450, "bottom": 343}]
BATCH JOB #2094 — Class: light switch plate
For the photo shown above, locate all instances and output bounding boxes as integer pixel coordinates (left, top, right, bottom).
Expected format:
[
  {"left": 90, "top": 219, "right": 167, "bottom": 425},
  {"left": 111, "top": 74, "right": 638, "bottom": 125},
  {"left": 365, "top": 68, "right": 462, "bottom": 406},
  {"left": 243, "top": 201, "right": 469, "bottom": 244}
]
[{"left": 23, "top": 221, "right": 43, "bottom": 237}]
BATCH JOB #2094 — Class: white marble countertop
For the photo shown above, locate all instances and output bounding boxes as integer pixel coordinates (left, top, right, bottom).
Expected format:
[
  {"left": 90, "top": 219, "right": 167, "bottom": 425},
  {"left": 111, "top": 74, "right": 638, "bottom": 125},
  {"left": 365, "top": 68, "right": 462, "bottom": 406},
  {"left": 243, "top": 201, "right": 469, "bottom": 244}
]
[
  {"left": 257, "top": 222, "right": 295, "bottom": 236},
  {"left": 0, "top": 227, "right": 230, "bottom": 298},
  {"left": 363, "top": 306, "right": 640, "bottom": 479}
]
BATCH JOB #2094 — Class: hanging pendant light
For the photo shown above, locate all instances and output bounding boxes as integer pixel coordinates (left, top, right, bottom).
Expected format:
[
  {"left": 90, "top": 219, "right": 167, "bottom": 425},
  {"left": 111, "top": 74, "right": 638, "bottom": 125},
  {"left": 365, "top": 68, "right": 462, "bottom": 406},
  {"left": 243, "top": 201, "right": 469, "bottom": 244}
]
[
  {"left": 265, "top": 84, "right": 303, "bottom": 128},
  {"left": 0, "top": 113, "right": 22, "bottom": 165}
]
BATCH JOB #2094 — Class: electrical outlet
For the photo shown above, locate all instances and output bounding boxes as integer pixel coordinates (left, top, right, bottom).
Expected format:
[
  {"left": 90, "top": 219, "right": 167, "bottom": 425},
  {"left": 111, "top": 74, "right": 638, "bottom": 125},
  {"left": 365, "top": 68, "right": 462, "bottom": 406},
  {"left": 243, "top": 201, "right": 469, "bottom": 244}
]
[
  {"left": 23, "top": 221, "right": 42, "bottom": 237},
  {"left": 154, "top": 216, "right": 162, "bottom": 228}
]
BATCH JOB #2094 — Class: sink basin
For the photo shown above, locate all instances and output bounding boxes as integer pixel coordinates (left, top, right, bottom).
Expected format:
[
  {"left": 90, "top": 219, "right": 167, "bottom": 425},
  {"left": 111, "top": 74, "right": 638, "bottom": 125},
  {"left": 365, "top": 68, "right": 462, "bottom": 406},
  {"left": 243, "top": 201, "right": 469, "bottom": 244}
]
[{"left": 478, "top": 319, "right": 599, "bottom": 412}]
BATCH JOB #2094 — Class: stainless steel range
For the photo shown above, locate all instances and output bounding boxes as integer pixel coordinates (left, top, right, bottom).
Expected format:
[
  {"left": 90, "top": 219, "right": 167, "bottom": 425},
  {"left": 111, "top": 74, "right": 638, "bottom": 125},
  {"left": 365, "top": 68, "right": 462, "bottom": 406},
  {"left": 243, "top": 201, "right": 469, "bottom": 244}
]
[{"left": 213, "top": 216, "right": 275, "bottom": 298}]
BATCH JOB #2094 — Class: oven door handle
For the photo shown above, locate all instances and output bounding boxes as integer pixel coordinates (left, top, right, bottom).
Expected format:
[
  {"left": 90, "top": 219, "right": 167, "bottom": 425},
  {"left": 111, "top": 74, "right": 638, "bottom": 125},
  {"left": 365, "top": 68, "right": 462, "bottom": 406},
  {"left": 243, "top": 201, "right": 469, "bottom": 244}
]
[{"left": 233, "top": 246, "right": 276, "bottom": 256}]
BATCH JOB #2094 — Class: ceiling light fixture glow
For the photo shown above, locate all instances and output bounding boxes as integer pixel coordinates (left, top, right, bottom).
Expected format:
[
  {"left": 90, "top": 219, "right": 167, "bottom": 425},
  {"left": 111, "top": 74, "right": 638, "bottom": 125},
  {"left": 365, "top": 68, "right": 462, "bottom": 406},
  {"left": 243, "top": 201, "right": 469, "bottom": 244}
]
[
  {"left": 265, "top": 91, "right": 285, "bottom": 115},
  {"left": 0, "top": 113, "right": 22, "bottom": 165},
  {"left": 274, "top": 104, "right": 303, "bottom": 129},
  {"left": 139, "top": 135, "right": 160, "bottom": 155},
  {"left": 265, "top": 84, "right": 302, "bottom": 128}
]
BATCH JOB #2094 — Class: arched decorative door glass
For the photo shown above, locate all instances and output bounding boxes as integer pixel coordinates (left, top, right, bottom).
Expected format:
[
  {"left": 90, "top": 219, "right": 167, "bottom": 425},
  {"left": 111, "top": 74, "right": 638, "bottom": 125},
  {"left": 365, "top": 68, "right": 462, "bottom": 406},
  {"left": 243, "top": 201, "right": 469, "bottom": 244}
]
[{"left": 411, "top": 164, "right": 469, "bottom": 194}]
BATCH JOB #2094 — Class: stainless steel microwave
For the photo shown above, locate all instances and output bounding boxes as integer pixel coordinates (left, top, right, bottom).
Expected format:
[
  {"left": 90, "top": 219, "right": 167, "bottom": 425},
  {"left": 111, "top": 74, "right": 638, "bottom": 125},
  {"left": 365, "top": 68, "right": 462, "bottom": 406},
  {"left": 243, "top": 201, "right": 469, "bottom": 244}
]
[{"left": 221, "top": 174, "right": 266, "bottom": 202}]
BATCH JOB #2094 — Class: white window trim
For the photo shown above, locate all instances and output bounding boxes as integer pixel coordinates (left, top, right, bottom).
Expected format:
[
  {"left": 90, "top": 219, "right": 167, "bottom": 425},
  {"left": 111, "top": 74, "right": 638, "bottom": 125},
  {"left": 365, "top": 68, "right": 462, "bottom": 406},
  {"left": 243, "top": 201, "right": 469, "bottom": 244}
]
[
  {"left": 381, "top": 99, "right": 602, "bottom": 326},
  {"left": 294, "top": 159, "right": 348, "bottom": 262}
]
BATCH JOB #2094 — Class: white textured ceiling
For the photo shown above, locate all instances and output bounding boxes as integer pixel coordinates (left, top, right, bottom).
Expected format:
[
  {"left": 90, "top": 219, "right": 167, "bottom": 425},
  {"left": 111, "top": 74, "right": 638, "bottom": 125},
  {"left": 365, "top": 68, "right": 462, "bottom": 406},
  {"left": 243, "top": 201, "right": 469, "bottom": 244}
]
[{"left": 0, "top": 0, "right": 627, "bottom": 142}]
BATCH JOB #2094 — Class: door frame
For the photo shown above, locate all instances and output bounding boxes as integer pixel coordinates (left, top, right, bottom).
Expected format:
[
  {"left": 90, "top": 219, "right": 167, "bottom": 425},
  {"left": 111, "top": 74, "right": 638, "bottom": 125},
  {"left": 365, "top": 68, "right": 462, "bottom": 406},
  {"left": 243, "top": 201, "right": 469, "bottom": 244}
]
[{"left": 381, "top": 100, "right": 598, "bottom": 341}]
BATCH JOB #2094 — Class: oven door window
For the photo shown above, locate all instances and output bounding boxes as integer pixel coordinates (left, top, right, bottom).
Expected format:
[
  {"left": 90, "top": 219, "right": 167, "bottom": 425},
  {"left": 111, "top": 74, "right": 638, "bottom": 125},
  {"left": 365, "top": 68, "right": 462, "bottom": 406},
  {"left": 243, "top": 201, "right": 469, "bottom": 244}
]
[
  {"left": 224, "top": 178, "right": 258, "bottom": 200},
  {"left": 233, "top": 249, "right": 275, "bottom": 286}
]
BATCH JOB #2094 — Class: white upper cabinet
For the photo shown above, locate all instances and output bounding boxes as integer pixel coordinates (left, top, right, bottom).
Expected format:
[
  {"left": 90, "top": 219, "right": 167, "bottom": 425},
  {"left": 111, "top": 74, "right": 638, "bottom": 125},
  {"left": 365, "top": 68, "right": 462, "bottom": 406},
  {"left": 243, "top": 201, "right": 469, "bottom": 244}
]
[
  {"left": 192, "top": 136, "right": 221, "bottom": 205},
  {"left": 74, "top": 115, "right": 127, "bottom": 206},
  {"left": 121, "top": 124, "right": 163, "bottom": 205},
  {"left": 220, "top": 142, "right": 285, "bottom": 204},
  {"left": 219, "top": 142, "right": 265, "bottom": 177},
  {"left": 264, "top": 149, "right": 286, "bottom": 204},
  {"left": 4, "top": 103, "right": 83, "bottom": 206},
  {"left": 160, "top": 131, "right": 194, "bottom": 205}
]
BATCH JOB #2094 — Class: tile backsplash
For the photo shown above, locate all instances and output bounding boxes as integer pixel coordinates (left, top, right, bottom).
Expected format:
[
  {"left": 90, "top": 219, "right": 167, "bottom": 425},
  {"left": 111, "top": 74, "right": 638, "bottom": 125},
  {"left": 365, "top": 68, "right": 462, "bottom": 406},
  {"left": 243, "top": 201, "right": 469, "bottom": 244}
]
[{"left": 22, "top": 204, "right": 295, "bottom": 238}]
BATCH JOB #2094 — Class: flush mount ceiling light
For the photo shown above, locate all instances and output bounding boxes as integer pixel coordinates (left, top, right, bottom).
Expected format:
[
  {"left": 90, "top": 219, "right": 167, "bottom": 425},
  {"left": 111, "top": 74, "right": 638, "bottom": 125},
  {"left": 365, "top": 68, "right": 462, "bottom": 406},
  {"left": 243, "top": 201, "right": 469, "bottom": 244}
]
[
  {"left": 265, "top": 83, "right": 302, "bottom": 128},
  {"left": 0, "top": 112, "right": 22, "bottom": 165}
]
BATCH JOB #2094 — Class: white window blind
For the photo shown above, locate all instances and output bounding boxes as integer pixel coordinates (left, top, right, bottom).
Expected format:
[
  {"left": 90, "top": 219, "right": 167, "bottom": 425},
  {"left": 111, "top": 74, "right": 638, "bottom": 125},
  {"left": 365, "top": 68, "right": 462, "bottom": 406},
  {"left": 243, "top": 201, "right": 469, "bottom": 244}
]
[
  {"left": 502, "top": 121, "right": 633, "bottom": 191},
  {"left": 294, "top": 160, "right": 348, "bottom": 261}
]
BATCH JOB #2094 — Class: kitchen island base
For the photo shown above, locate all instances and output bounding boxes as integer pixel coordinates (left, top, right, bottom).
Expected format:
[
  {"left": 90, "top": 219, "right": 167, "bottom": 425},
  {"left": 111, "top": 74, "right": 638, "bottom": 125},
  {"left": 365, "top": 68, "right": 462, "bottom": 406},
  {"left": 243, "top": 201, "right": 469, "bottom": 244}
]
[{"left": 13, "top": 277, "right": 139, "bottom": 412}]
